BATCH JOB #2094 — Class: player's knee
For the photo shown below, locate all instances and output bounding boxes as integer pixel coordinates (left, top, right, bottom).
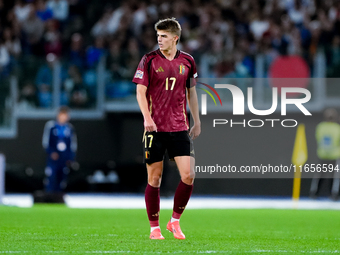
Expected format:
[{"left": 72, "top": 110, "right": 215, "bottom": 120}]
[
  {"left": 181, "top": 172, "right": 195, "bottom": 185},
  {"left": 148, "top": 175, "right": 162, "bottom": 187}
]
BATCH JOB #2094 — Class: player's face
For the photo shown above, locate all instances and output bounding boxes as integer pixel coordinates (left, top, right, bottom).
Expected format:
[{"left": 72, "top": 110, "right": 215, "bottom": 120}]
[
  {"left": 57, "top": 112, "right": 70, "bottom": 124},
  {"left": 157, "top": 30, "right": 178, "bottom": 51}
]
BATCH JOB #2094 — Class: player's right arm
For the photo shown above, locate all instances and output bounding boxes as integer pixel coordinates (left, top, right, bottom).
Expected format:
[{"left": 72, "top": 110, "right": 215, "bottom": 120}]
[
  {"left": 42, "top": 120, "right": 59, "bottom": 160},
  {"left": 136, "top": 84, "right": 157, "bottom": 132}
]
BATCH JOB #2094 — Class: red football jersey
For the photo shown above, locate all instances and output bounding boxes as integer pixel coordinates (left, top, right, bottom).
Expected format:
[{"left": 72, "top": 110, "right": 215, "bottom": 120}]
[{"left": 133, "top": 49, "right": 198, "bottom": 132}]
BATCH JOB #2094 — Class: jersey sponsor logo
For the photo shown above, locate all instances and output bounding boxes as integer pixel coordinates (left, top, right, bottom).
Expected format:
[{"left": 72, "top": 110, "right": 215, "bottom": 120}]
[
  {"left": 193, "top": 72, "right": 198, "bottom": 78},
  {"left": 156, "top": 66, "right": 164, "bottom": 72},
  {"left": 134, "top": 70, "right": 144, "bottom": 79},
  {"left": 179, "top": 64, "right": 185, "bottom": 75}
]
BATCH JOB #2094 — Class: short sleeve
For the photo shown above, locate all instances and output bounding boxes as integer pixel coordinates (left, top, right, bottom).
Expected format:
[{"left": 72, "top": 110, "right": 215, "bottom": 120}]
[
  {"left": 186, "top": 57, "right": 198, "bottom": 88},
  {"left": 132, "top": 55, "right": 149, "bottom": 87}
]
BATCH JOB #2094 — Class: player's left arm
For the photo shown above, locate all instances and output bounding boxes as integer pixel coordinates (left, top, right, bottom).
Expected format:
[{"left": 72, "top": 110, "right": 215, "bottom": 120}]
[
  {"left": 187, "top": 86, "right": 201, "bottom": 140},
  {"left": 70, "top": 125, "right": 77, "bottom": 159}
]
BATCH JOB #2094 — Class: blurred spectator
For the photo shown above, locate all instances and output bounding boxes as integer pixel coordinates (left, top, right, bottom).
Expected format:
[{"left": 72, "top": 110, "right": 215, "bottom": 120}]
[
  {"left": 91, "top": 7, "right": 112, "bottom": 38},
  {"left": 21, "top": 7, "right": 44, "bottom": 56},
  {"left": 140, "top": 26, "right": 157, "bottom": 52},
  {"left": 287, "top": 0, "right": 307, "bottom": 25},
  {"left": 35, "top": 0, "right": 53, "bottom": 22},
  {"left": 3, "top": 27, "right": 22, "bottom": 58},
  {"left": 18, "top": 81, "right": 39, "bottom": 109},
  {"left": 233, "top": 50, "right": 252, "bottom": 78},
  {"left": 236, "top": 37, "right": 255, "bottom": 77},
  {"left": 106, "top": 3, "right": 129, "bottom": 35},
  {"left": 13, "top": 0, "right": 33, "bottom": 23},
  {"left": 212, "top": 59, "right": 235, "bottom": 78},
  {"left": 2, "top": 0, "right": 340, "bottom": 104},
  {"left": 310, "top": 108, "right": 340, "bottom": 200},
  {"left": 68, "top": 33, "right": 85, "bottom": 70},
  {"left": 268, "top": 22, "right": 289, "bottom": 55},
  {"left": 38, "top": 83, "right": 53, "bottom": 108},
  {"left": 331, "top": 36, "right": 340, "bottom": 64},
  {"left": 70, "top": 85, "right": 89, "bottom": 108},
  {"left": 64, "top": 65, "right": 90, "bottom": 108},
  {"left": 46, "top": 0, "right": 69, "bottom": 22},
  {"left": 35, "top": 53, "right": 56, "bottom": 107},
  {"left": 86, "top": 36, "right": 106, "bottom": 69},
  {"left": 63, "top": 65, "right": 81, "bottom": 94},
  {"left": 0, "top": 0, "right": 4, "bottom": 25},
  {"left": 0, "top": 38, "right": 10, "bottom": 76},
  {"left": 43, "top": 19, "right": 62, "bottom": 57},
  {"left": 83, "top": 36, "right": 105, "bottom": 100},
  {"left": 249, "top": 11, "right": 270, "bottom": 41},
  {"left": 123, "top": 38, "right": 141, "bottom": 79},
  {"left": 4, "top": 9, "right": 17, "bottom": 33},
  {"left": 106, "top": 39, "right": 123, "bottom": 79},
  {"left": 287, "top": 26, "right": 303, "bottom": 56},
  {"left": 35, "top": 54, "right": 54, "bottom": 89},
  {"left": 131, "top": 2, "right": 148, "bottom": 37}
]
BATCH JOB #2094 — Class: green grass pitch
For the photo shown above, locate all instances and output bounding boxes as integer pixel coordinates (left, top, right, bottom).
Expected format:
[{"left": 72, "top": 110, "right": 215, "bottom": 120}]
[{"left": 0, "top": 204, "right": 339, "bottom": 254}]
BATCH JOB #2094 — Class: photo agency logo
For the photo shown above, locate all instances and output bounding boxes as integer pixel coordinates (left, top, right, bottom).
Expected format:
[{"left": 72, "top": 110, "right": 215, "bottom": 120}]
[{"left": 197, "top": 82, "right": 312, "bottom": 128}]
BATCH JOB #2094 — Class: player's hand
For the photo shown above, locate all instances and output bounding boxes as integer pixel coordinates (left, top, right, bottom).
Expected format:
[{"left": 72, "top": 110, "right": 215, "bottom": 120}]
[
  {"left": 189, "top": 123, "right": 201, "bottom": 140},
  {"left": 144, "top": 117, "right": 157, "bottom": 132},
  {"left": 51, "top": 152, "right": 59, "bottom": 161}
]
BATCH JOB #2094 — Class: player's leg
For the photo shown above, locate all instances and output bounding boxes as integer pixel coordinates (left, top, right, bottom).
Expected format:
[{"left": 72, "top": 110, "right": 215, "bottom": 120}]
[
  {"left": 146, "top": 161, "right": 164, "bottom": 239},
  {"left": 166, "top": 156, "right": 194, "bottom": 239},
  {"left": 310, "top": 159, "right": 327, "bottom": 198},
  {"left": 166, "top": 132, "right": 195, "bottom": 239},
  {"left": 44, "top": 161, "right": 58, "bottom": 192},
  {"left": 327, "top": 160, "right": 339, "bottom": 200},
  {"left": 174, "top": 155, "right": 195, "bottom": 185},
  {"left": 143, "top": 131, "right": 166, "bottom": 239},
  {"left": 331, "top": 161, "right": 340, "bottom": 200},
  {"left": 59, "top": 158, "right": 70, "bottom": 192},
  {"left": 310, "top": 172, "right": 322, "bottom": 198},
  {"left": 55, "top": 162, "right": 65, "bottom": 193}
]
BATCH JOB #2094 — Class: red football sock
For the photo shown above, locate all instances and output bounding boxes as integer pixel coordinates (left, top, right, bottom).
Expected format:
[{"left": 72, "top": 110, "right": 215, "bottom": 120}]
[
  {"left": 145, "top": 184, "right": 160, "bottom": 227},
  {"left": 172, "top": 180, "right": 193, "bottom": 219}
]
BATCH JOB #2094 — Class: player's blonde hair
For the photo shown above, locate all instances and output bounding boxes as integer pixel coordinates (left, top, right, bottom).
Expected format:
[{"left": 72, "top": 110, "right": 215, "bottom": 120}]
[{"left": 155, "top": 18, "right": 181, "bottom": 45}]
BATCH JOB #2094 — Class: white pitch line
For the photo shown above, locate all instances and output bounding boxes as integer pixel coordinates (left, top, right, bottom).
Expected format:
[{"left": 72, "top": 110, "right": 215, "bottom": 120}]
[
  {"left": 2, "top": 194, "right": 340, "bottom": 210},
  {"left": 1, "top": 194, "right": 33, "bottom": 207},
  {"left": 0, "top": 251, "right": 338, "bottom": 254},
  {"left": 64, "top": 195, "right": 340, "bottom": 210}
]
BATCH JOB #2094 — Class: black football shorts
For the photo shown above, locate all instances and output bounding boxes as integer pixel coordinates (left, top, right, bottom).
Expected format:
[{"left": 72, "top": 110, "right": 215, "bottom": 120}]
[{"left": 143, "top": 131, "right": 195, "bottom": 164}]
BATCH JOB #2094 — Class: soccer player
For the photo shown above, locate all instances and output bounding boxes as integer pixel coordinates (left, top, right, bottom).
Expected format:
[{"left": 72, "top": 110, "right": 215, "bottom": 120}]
[
  {"left": 133, "top": 18, "right": 201, "bottom": 240},
  {"left": 42, "top": 106, "right": 77, "bottom": 193}
]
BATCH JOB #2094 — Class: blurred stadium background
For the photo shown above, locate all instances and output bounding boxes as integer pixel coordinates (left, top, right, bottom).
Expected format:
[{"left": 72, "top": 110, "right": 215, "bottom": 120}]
[{"left": 0, "top": 0, "right": 340, "bottom": 201}]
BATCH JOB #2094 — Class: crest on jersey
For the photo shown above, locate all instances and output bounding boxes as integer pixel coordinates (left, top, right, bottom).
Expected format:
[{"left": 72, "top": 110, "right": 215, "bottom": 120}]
[
  {"left": 134, "top": 70, "right": 144, "bottom": 79},
  {"left": 179, "top": 64, "right": 185, "bottom": 75}
]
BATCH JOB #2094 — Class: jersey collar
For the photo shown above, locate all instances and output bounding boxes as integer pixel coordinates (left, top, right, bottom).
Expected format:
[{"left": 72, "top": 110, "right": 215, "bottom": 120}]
[{"left": 157, "top": 49, "right": 180, "bottom": 60}]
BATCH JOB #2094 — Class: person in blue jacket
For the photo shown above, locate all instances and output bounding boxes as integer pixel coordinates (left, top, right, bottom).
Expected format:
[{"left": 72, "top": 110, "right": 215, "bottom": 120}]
[{"left": 42, "top": 106, "right": 77, "bottom": 192}]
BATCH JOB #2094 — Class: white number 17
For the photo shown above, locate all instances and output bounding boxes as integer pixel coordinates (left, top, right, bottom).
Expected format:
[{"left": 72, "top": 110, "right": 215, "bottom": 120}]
[{"left": 165, "top": 77, "right": 176, "bottom": 90}]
